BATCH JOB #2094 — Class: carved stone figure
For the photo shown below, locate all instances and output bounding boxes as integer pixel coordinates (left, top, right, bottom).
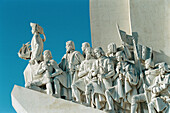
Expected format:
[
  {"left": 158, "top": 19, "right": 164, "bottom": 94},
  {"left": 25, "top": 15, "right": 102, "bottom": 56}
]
[
  {"left": 106, "top": 43, "right": 118, "bottom": 69},
  {"left": 26, "top": 50, "right": 63, "bottom": 95},
  {"left": 15, "top": 21, "right": 170, "bottom": 113},
  {"left": 146, "top": 62, "right": 170, "bottom": 113},
  {"left": 71, "top": 47, "right": 96, "bottom": 103},
  {"left": 105, "top": 51, "right": 128, "bottom": 112},
  {"left": 131, "top": 59, "right": 159, "bottom": 113},
  {"left": 124, "top": 64, "right": 139, "bottom": 105},
  {"left": 85, "top": 47, "right": 115, "bottom": 110},
  {"left": 144, "top": 58, "right": 159, "bottom": 86},
  {"left": 59, "top": 41, "right": 84, "bottom": 100},
  {"left": 29, "top": 22, "right": 46, "bottom": 64},
  {"left": 93, "top": 47, "right": 115, "bottom": 91},
  {"left": 18, "top": 23, "right": 46, "bottom": 87}
]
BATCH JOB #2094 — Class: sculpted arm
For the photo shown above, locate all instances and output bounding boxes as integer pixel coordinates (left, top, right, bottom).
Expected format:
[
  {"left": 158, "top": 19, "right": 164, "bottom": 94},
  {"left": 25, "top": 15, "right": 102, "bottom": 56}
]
[
  {"left": 112, "top": 73, "right": 119, "bottom": 81},
  {"left": 74, "top": 52, "right": 84, "bottom": 70},
  {"left": 146, "top": 76, "right": 167, "bottom": 94},
  {"left": 36, "top": 63, "right": 46, "bottom": 75},
  {"left": 155, "top": 75, "right": 170, "bottom": 93},
  {"left": 51, "top": 60, "right": 63, "bottom": 77},
  {"left": 59, "top": 54, "right": 66, "bottom": 71},
  {"left": 104, "top": 60, "right": 115, "bottom": 79},
  {"left": 146, "top": 77, "right": 159, "bottom": 91},
  {"left": 78, "top": 62, "right": 88, "bottom": 78}
]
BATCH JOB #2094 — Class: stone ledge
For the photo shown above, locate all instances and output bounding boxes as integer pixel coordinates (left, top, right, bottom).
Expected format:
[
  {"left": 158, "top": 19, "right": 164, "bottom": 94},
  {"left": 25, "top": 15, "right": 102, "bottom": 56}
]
[{"left": 11, "top": 85, "right": 105, "bottom": 113}]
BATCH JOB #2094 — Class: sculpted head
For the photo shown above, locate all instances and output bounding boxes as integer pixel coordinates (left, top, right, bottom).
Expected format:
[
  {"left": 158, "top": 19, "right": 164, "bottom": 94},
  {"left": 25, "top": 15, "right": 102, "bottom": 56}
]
[
  {"left": 30, "top": 22, "right": 44, "bottom": 34},
  {"left": 158, "top": 62, "right": 169, "bottom": 75},
  {"left": 84, "top": 47, "right": 93, "bottom": 60},
  {"left": 107, "top": 43, "right": 117, "bottom": 54},
  {"left": 82, "top": 42, "right": 90, "bottom": 52},
  {"left": 94, "top": 47, "right": 105, "bottom": 58},
  {"left": 66, "top": 41, "right": 75, "bottom": 53},
  {"left": 43, "top": 50, "right": 52, "bottom": 61},
  {"left": 116, "top": 51, "right": 125, "bottom": 62}
]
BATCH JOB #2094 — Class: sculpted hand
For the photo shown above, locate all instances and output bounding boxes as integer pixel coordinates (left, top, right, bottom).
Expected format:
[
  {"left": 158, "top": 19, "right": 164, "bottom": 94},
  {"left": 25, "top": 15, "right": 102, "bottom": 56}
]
[
  {"left": 29, "top": 60, "right": 35, "bottom": 65},
  {"left": 152, "top": 87, "right": 161, "bottom": 94},
  {"left": 42, "top": 65, "right": 48, "bottom": 71}
]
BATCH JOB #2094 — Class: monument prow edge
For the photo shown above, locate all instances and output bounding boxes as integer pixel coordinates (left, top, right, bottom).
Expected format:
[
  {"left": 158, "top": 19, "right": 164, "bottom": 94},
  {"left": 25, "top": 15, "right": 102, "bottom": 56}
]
[{"left": 11, "top": 85, "right": 105, "bottom": 113}]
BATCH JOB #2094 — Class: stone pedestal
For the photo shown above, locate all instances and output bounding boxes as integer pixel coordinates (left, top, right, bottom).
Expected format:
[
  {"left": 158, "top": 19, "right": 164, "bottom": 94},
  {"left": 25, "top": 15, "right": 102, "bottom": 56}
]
[{"left": 11, "top": 85, "right": 105, "bottom": 113}]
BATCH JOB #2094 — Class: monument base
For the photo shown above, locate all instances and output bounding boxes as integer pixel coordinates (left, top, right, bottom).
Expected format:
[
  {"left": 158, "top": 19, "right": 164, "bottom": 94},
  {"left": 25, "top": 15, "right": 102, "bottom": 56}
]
[{"left": 11, "top": 85, "right": 105, "bottom": 113}]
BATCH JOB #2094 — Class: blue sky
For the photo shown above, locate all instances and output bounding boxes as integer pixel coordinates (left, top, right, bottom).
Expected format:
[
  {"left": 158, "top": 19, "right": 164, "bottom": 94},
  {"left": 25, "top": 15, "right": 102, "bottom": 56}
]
[{"left": 0, "top": 0, "right": 91, "bottom": 112}]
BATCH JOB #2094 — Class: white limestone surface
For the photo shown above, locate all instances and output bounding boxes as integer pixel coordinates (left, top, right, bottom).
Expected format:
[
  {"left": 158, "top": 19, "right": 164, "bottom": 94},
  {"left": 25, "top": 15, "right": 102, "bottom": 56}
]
[
  {"left": 90, "top": 0, "right": 132, "bottom": 52},
  {"left": 11, "top": 85, "right": 105, "bottom": 113},
  {"left": 130, "top": 0, "right": 170, "bottom": 64},
  {"left": 90, "top": 0, "right": 170, "bottom": 64}
]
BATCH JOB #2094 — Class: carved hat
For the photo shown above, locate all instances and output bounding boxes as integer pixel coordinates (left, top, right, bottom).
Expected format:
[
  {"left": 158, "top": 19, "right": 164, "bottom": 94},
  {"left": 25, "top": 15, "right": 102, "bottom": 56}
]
[
  {"left": 30, "top": 22, "right": 44, "bottom": 34},
  {"left": 108, "top": 43, "right": 117, "bottom": 53}
]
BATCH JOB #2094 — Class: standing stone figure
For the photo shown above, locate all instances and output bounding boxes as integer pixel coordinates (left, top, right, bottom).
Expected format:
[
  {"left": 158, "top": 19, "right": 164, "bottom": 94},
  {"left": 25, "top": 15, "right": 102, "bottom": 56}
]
[
  {"left": 71, "top": 47, "right": 96, "bottom": 103},
  {"left": 106, "top": 43, "right": 117, "bottom": 69},
  {"left": 86, "top": 47, "right": 115, "bottom": 110},
  {"left": 18, "top": 23, "right": 46, "bottom": 87},
  {"left": 59, "top": 41, "right": 84, "bottom": 100},
  {"left": 93, "top": 47, "right": 115, "bottom": 92},
  {"left": 124, "top": 63, "right": 139, "bottom": 110},
  {"left": 105, "top": 51, "right": 128, "bottom": 112},
  {"left": 144, "top": 58, "right": 159, "bottom": 86},
  {"left": 29, "top": 22, "right": 46, "bottom": 64}
]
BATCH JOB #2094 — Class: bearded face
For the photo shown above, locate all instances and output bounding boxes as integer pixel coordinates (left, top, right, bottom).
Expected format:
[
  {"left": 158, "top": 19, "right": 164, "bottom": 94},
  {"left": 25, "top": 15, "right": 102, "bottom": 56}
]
[{"left": 66, "top": 41, "right": 75, "bottom": 53}]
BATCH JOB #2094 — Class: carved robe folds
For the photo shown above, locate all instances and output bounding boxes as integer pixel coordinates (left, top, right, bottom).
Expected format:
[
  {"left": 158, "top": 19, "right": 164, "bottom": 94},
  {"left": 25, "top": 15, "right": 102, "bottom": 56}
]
[
  {"left": 59, "top": 51, "right": 84, "bottom": 87},
  {"left": 31, "top": 33, "right": 44, "bottom": 62},
  {"left": 148, "top": 74, "right": 170, "bottom": 113}
]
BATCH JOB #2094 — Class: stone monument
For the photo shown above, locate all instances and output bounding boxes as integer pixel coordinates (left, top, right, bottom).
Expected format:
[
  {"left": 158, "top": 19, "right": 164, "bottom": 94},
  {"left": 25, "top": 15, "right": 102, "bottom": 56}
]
[
  {"left": 90, "top": 0, "right": 170, "bottom": 64},
  {"left": 12, "top": 1, "right": 170, "bottom": 113}
]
